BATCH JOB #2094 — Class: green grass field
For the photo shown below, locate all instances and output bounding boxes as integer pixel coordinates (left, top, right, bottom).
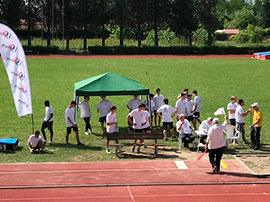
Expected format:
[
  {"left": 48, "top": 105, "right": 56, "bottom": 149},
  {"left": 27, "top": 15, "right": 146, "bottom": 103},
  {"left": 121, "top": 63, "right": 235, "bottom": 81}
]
[{"left": 0, "top": 57, "right": 269, "bottom": 163}]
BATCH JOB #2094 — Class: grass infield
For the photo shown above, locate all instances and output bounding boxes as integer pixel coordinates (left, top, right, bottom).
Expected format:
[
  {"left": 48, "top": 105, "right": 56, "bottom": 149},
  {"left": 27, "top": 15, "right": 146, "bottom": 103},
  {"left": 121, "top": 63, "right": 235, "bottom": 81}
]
[{"left": 0, "top": 58, "right": 269, "bottom": 163}]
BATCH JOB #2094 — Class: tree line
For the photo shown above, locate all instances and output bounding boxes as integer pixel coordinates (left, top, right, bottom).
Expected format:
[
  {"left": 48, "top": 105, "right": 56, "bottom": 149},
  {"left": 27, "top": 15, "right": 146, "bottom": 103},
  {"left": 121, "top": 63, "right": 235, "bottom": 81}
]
[{"left": 0, "top": 0, "right": 269, "bottom": 49}]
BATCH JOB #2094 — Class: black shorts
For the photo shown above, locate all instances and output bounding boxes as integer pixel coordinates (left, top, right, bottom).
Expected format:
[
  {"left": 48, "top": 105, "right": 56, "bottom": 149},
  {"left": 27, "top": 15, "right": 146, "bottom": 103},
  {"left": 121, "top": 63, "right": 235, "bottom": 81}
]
[
  {"left": 67, "top": 125, "right": 78, "bottom": 134},
  {"left": 134, "top": 129, "right": 144, "bottom": 133},
  {"left": 107, "top": 132, "right": 117, "bottom": 141},
  {"left": 187, "top": 116, "right": 194, "bottom": 121},
  {"left": 42, "top": 121, "right": 53, "bottom": 130},
  {"left": 143, "top": 127, "right": 151, "bottom": 132},
  {"left": 99, "top": 116, "right": 106, "bottom": 123},
  {"left": 230, "top": 119, "right": 236, "bottom": 126},
  {"left": 154, "top": 110, "right": 162, "bottom": 116},
  {"left": 163, "top": 122, "right": 173, "bottom": 130},
  {"left": 193, "top": 112, "right": 200, "bottom": 118}
]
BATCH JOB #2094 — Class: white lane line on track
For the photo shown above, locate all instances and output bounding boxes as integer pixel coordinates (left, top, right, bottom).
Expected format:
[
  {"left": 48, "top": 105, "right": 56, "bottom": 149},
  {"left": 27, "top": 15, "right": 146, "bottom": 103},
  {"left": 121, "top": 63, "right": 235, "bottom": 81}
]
[
  {"left": 233, "top": 155, "right": 256, "bottom": 175},
  {"left": 127, "top": 185, "right": 136, "bottom": 202},
  {"left": 174, "top": 161, "right": 188, "bottom": 169}
]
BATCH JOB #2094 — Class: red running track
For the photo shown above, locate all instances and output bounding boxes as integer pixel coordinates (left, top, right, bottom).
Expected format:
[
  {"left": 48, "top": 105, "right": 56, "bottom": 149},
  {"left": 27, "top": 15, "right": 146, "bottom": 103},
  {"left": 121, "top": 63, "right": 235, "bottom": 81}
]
[
  {"left": 25, "top": 54, "right": 252, "bottom": 59},
  {"left": 0, "top": 160, "right": 269, "bottom": 202}
]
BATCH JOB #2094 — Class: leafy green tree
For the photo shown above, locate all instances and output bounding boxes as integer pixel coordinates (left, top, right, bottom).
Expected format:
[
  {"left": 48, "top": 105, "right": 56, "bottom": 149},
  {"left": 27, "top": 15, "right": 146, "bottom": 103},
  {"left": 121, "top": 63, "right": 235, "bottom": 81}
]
[
  {"left": 224, "top": 7, "right": 256, "bottom": 29},
  {"left": 170, "top": 0, "right": 197, "bottom": 46},
  {"left": 195, "top": 0, "right": 218, "bottom": 46}
]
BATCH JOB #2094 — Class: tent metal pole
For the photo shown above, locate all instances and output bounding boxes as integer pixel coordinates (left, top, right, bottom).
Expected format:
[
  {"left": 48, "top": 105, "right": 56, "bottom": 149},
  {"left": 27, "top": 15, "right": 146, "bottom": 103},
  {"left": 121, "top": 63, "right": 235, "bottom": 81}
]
[{"left": 146, "top": 95, "right": 152, "bottom": 125}]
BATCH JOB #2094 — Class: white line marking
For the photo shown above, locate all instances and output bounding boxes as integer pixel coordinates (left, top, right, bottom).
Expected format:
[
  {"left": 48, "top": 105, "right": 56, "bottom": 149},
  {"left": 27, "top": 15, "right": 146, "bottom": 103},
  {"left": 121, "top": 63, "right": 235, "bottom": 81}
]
[
  {"left": 0, "top": 192, "right": 269, "bottom": 201},
  {"left": 233, "top": 155, "right": 256, "bottom": 175},
  {"left": 174, "top": 161, "right": 188, "bottom": 169},
  {"left": 0, "top": 168, "right": 179, "bottom": 174},
  {"left": 127, "top": 185, "right": 136, "bottom": 202}
]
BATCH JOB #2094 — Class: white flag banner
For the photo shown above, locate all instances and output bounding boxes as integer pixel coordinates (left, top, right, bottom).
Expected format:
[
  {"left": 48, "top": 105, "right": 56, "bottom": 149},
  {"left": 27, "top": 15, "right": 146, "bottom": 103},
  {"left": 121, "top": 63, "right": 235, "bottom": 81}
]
[
  {"left": 214, "top": 107, "right": 225, "bottom": 116},
  {"left": 0, "top": 23, "right": 32, "bottom": 117}
]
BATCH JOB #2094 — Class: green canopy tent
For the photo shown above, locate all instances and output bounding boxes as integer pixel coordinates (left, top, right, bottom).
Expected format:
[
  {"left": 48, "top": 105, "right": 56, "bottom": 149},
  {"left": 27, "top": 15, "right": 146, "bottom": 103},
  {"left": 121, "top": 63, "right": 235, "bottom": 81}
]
[{"left": 74, "top": 72, "right": 151, "bottom": 120}]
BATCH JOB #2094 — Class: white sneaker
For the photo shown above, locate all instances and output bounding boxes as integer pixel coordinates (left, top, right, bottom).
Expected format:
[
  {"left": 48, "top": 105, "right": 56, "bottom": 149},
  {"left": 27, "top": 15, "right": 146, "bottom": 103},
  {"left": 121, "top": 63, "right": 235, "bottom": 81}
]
[
  {"left": 85, "top": 132, "right": 88, "bottom": 135},
  {"left": 88, "top": 129, "right": 92, "bottom": 134},
  {"left": 48, "top": 141, "right": 52, "bottom": 144}
]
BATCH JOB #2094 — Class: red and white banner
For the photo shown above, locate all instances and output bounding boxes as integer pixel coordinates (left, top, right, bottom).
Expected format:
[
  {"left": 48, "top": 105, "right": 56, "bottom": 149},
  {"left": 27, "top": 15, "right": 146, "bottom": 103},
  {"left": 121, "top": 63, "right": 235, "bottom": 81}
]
[{"left": 0, "top": 23, "right": 32, "bottom": 117}]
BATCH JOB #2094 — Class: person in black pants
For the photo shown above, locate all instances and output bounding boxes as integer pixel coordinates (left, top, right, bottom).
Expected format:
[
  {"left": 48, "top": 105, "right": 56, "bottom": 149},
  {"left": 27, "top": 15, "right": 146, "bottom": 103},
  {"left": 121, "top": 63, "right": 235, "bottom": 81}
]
[
  {"left": 249, "top": 103, "right": 263, "bottom": 150},
  {"left": 41, "top": 100, "right": 54, "bottom": 144},
  {"left": 79, "top": 96, "right": 92, "bottom": 135},
  {"left": 205, "top": 116, "right": 228, "bottom": 173}
]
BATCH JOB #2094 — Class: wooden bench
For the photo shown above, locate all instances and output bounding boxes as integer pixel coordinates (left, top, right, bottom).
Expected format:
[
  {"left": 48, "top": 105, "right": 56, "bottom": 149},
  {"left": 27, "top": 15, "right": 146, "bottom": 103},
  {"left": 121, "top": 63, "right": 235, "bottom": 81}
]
[{"left": 108, "top": 131, "right": 164, "bottom": 157}]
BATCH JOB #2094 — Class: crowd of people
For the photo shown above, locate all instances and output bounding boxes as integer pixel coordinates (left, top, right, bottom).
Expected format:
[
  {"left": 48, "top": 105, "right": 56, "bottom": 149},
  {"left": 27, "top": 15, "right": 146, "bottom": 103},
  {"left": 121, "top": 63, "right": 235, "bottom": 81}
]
[{"left": 28, "top": 88, "right": 263, "bottom": 170}]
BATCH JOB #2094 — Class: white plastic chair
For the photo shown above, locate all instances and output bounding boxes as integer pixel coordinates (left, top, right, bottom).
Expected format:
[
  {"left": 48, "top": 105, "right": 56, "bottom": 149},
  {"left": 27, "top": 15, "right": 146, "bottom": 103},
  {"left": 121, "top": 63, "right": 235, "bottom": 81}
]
[{"left": 224, "top": 125, "right": 241, "bottom": 148}]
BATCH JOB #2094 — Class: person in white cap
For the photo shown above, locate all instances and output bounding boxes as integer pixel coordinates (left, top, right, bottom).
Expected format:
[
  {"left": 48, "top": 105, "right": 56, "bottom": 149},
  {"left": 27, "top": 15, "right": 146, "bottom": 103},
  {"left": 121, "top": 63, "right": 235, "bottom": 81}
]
[
  {"left": 235, "top": 99, "right": 251, "bottom": 144},
  {"left": 227, "top": 96, "right": 237, "bottom": 126},
  {"left": 205, "top": 116, "right": 228, "bottom": 173},
  {"left": 249, "top": 103, "right": 263, "bottom": 150}
]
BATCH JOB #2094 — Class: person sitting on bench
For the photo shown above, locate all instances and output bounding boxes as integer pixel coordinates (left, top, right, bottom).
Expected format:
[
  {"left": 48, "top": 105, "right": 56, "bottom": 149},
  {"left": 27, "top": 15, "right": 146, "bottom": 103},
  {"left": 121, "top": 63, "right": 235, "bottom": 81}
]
[
  {"left": 176, "top": 114, "right": 194, "bottom": 148},
  {"left": 28, "top": 131, "right": 46, "bottom": 153},
  {"left": 128, "top": 103, "right": 148, "bottom": 153},
  {"left": 198, "top": 117, "right": 213, "bottom": 144}
]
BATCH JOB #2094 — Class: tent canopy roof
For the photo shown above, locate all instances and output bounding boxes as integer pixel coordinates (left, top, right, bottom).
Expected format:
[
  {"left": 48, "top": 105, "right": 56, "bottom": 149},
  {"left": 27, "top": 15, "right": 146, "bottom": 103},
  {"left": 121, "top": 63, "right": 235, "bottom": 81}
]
[{"left": 74, "top": 72, "right": 149, "bottom": 96}]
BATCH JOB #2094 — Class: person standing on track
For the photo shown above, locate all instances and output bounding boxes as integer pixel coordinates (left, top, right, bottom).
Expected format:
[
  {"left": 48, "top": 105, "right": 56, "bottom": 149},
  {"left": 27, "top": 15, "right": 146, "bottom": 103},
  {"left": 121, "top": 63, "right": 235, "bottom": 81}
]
[
  {"left": 79, "top": 96, "right": 92, "bottom": 135},
  {"left": 97, "top": 96, "right": 113, "bottom": 134},
  {"left": 227, "top": 96, "right": 238, "bottom": 126},
  {"left": 192, "top": 90, "right": 202, "bottom": 130},
  {"left": 205, "top": 116, "right": 228, "bottom": 174},
  {"left": 153, "top": 88, "right": 164, "bottom": 129},
  {"left": 65, "top": 101, "right": 84, "bottom": 147},
  {"left": 235, "top": 99, "right": 250, "bottom": 144},
  {"left": 157, "top": 98, "right": 176, "bottom": 140},
  {"left": 106, "top": 106, "right": 118, "bottom": 154},
  {"left": 41, "top": 100, "right": 54, "bottom": 144},
  {"left": 249, "top": 103, "right": 263, "bottom": 150}
]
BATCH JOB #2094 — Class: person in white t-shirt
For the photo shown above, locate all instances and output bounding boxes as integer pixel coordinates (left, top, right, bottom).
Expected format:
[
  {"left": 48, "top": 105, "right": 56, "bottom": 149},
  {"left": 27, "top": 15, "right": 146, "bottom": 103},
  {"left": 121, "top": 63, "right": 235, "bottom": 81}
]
[
  {"left": 198, "top": 117, "right": 213, "bottom": 144},
  {"left": 186, "top": 94, "right": 196, "bottom": 129},
  {"left": 176, "top": 114, "right": 194, "bottom": 148},
  {"left": 28, "top": 131, "right": 46, "bottom": 153},
  {"left": 235, "top": 99, "right": 251, "bottom": 144},
  {"left": 175, "top": 93, "right": 188, "bottom": 120},
  {"left": 177, "top": 88, "right": 189, "bottom": 100},
  {"left": 157, "top": 98, "right": 176, "bottom": 140},
  {"left": 127, "top": 95, "right": 142, "bottom": 128},
  {"left": 65, "top": 101, "right": 84, "bottom": 147},
  {"left": 128, "top": 103, "right": 148, "bottom": 153},
  {"left": 79, "top": 96, "right": 92, "bottom": 135},
  {"left": 227, "top": 96, "right": 237, "bottom": 126},
  {"left": 106, "top": 106, "right": 118, "bottom": 154},
  {"left": 205, "top": 116, "right": 228, "bottom": 173},
  {"left": 153, "top": 88, "right": 164, "bottom": 128},
  {"left": 127, "top": 95, "right": 142, "bottom": 111},
  {"left": 192, "top": 90, "right": 202, "bottom": 130},
  {"left": 97, "top": 96, "right": 113, "bottom": 134},
  {"left": 41, "top": 100, "right": 54, "bottom": 144}
]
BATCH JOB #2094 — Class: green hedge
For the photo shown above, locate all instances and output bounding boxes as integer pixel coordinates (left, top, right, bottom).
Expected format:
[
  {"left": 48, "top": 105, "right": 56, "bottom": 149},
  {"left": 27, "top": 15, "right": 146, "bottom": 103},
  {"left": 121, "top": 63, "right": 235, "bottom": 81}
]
[
  {"left": 88, "top": 46, "right": 270, "bottom": 55},
  {"left": 23, "top": 46, "right": 59, "bottom": 55}
]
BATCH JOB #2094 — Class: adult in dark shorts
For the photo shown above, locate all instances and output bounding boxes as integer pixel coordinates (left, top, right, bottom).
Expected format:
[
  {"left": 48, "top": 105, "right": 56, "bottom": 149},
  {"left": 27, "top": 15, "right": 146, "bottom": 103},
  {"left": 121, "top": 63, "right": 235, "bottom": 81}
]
[
  {"left": 41, "top": 100, "right": 54, "bottom": 144},
  {"left": 106, "top": 106, "right": 118, "bottom": 154},
  {"left": 157, "top": 98, "right": 176, "bottom": 140},
  {"left": 192, "top": 90, "right": 202, "bottom": 130},
  {"left": 227, "top": 96, "right": 237, "bottom": 126},
  {"left": 186, "top": 94, "right": 196, "bottom": 129},
  {"left": 128, "top": 103, "right": 148, "bottom": 153},
  {"left": 65, "top": 101, "right": 84, "bottom": 147},
  {"left": 97, "top": 96, "right": 113, "bottom": 134}
]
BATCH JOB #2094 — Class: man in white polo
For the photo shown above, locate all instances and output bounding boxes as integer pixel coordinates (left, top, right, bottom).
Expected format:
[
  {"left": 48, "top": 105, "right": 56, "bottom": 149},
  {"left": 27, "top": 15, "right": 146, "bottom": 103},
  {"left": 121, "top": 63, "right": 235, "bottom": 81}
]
[
  {"left": 235, "top": 99, "right": 251, "bottom": 144},
  {"left": 153, "top": 88, "right": 164, "bottom": 128},
  {"left": 97, "top": 96, "right": 113, "bottom": 134},
  {"left": 205, "top": 116, "right": 228, "bottom": 173},
  {"left": 175, "top": 93, "right": 187, "bottom": 120}
]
